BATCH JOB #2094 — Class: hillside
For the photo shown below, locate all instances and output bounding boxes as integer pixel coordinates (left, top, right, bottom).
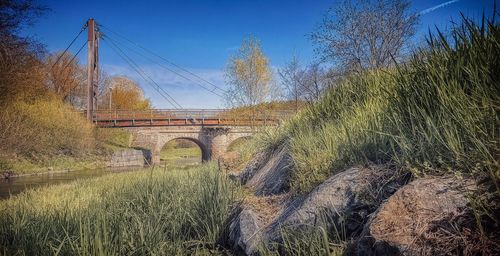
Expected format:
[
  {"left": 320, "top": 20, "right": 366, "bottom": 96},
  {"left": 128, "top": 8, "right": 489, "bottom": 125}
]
[{"left": 222, "top": 15, "right": 499, "bottom": 255}]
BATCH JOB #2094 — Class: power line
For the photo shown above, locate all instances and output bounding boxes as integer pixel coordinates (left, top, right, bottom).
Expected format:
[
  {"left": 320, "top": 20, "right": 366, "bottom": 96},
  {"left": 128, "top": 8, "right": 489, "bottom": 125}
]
[
  {"left": 98, "top": 24, "right": 227, "bottom": 95},
  {"left": 61, "top": 41, "right": 87, "bottom": 71},
  {"left": 103, "top": 38, "right": 182, "bottom": 109},
  {"left": 103, "top": 34, "right": 225, "bottom": 98},
  {"left": 64, "top": 41, "right": 89, "bottom": 94},
  {"left": 102, "top": 37, "right": 183, "bottom": 109},
  {"left": 50, "top": 23, "right": 88, "bottom": 71}
]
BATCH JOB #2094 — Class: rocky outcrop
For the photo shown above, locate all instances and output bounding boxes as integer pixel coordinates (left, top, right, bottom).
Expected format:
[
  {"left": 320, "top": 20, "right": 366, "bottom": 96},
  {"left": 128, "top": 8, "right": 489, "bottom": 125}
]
[
  {"left": 220, "top": 162, "right": 407, "bottom": 255},
  {"left": 347, "top": 176, "right": 476, "bottom": 256},
  {"left": 108, "top": 149, "right": 149, "bottom": 168},
  {"left": 221, "top": 143, "right": 493, "bottom": 256},
  {"left": 266, "top": 166, "right": 405, "bottom": 243},
  {"left": 219, "top": 205, "right": 265, "bottom": 256},
  {"left": 237, "top": 150, "right": 270, "bottom": 185},
  {"left": 245, "top": 146, "right": 293, "bottom": 196}
]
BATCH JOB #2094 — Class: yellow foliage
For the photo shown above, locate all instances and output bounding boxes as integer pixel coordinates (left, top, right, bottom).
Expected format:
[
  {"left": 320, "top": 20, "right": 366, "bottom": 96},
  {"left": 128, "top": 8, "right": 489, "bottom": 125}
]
[
  {"left": 0, "top": 97, "right": 95, "bottom": 157},
  {"left": 99, "top": 76, "right": 151, "bottom": 110},
  {"left": 226, "top": 37, "right": 273, "bottom": 107}
]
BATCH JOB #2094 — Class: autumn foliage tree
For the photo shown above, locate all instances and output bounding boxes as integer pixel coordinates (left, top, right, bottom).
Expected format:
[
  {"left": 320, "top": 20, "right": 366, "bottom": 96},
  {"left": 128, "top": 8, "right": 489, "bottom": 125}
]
[
  {"left": 45, "top": 52, "right": 86, "bottom": 101},
  {"left": 99, "top": 76, "right": 151, "bottom": 110},
  {"left": 225, "top": 37, "right": 274, "bottom": 109},
  {"left": 0, "top": 0, "right": 47, "bottom": 104}
]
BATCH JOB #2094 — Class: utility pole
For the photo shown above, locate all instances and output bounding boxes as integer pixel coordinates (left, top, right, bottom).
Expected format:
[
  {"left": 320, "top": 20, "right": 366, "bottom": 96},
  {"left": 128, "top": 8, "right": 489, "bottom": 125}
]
[
  {"left": 86, "top": 18, "right": 99, "bottom": 121},
  {"left": 109, "top": 87, "right": 112, "bottom": 111}
]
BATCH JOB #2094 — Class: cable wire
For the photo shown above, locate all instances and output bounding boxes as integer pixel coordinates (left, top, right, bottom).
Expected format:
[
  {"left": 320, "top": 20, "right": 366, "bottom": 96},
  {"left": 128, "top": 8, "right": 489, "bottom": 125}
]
[
  {"left": 103, "top": 34, "right": 225, "bottom": 98},
  {"left": 102, "top": 37, "right": 183, "bottom": 109},
  {"left": 103, "top": 38, "right": 182, "bottom": 109},
  {"left": 98, "top": 24, "right": 227, "bottom": 95},
  {"left": 61, "top": 41, "right": 87, "bottom": 71},
  {"left": 50, "top": 23, "right": 88, "bottom": 71}
]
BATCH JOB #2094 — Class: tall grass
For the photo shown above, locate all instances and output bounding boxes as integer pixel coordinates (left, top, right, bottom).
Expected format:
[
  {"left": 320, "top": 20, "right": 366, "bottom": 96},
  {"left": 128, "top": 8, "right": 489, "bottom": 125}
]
[
  {"left": 0, "top": 163, "right": 239, "bottom": 255},
  {"left": 0, "top": 98, "right": 95, "bottom": 157},
  {"left": 252, "top": 16, "right": 499, "bottom": 194},
  {"left": 388, "top": 17, "right": 499, "bottom": 182}
]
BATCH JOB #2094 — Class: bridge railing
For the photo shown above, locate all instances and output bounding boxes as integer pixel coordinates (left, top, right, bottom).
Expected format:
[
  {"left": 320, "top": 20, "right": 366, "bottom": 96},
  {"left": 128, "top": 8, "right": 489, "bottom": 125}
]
[{"left": 85, "top": 109, "right": 295, "bottom": 127}]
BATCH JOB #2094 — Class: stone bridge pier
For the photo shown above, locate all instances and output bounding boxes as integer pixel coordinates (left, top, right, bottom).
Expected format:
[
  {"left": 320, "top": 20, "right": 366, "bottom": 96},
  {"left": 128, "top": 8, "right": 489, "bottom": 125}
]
[{"left": 124, "top": 126, "right": 254, "bottom": 164}]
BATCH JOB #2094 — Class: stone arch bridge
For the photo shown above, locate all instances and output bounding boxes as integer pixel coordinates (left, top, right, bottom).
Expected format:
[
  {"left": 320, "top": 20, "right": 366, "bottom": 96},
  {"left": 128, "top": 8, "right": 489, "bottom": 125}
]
[
  {"left": 125, "top": 126, "right": 253, "bottom": 163},
  {"left": 93, "top": 109, "right": 291, "bottom": 164}
]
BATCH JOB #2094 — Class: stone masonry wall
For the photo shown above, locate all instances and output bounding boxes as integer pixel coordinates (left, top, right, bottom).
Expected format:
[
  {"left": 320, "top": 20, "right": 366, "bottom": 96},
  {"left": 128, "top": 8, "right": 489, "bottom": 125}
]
[
  {"left": 124, "top": 126, "right": 254, "bottom": 164},
  {"left": 108, "top": 149, "right": 148, "bottom": 168}
]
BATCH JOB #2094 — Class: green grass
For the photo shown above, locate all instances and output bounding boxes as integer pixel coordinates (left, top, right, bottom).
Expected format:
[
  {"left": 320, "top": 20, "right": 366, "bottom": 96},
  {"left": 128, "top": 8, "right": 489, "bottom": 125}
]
[
  {"left": 96, "top": 128, "right": 132, "bottom": 152},
  {"left": 0, "top": 128, "right": 134, "bottom": 175},
  {"left": 0, "top": 163, "right": 239, "bottom": 255},
  {"left": 0, "top": 154, "right": 107, "bottom": 175},
  {"left": 252, "top": 16, "right": 499, "bottom": 195},
  {"left": 160, "top": 147, "right": 201, "bottom": 162}
]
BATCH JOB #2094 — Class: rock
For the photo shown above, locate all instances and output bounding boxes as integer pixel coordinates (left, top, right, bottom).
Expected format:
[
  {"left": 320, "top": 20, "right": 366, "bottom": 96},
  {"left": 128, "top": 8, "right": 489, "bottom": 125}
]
[
  {"left": 267, "top": 166, "right": 405, "bottom": 242},
  {"left": 219, "top": 205, "right": 265, "bottom": 256},
  {"left": 239, "top": 150, "right": 270, "bottom": 185},
  {"left": 347, "top": 176, "right": 476, "bottom": 256},
  {"left": 228, "top": 172, "right": 240, "bottom": 182},
  {"left": 245, "top": 146, "right": 293, "bottom": 196}
]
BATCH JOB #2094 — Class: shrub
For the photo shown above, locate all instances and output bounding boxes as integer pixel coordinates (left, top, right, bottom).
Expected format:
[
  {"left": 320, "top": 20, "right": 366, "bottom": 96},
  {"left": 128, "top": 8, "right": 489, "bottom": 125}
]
[{"left": 0, "top": 98, "right": 95, "bottom": 157}]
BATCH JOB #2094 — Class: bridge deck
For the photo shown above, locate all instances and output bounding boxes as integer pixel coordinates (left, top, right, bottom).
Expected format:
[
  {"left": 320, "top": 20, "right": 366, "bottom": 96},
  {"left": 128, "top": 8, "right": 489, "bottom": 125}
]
[{"left": 89, "top": 109, "right": 292, "bottom": 127}]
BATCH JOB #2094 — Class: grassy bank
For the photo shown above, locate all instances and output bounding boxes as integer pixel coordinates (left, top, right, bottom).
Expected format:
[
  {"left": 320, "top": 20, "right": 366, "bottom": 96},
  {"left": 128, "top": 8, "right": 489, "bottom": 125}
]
[
  {"left": 252, "top": 16, "right": 499, "bottom": 194},
  {"left": 0, "top": 163, "right": 239, "bottom": 255},
  {"left": 0, "top": 98, "right": 133, "bottom": 175},
  {"left": 0, "top": 154, "right": 107, "bottom": 176}
]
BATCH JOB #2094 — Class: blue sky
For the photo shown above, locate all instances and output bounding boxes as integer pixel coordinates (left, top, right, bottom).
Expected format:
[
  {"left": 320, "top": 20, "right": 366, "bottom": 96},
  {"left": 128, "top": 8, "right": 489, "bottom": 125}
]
[{"left": 22, "top": 0, "right": 495, "bottom": 108}]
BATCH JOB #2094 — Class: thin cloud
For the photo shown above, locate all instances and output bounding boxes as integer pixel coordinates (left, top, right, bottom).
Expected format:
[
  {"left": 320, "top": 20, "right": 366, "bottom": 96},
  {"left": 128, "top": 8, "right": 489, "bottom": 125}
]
[
  {"left": 419, "top": 0, "right": 460, "bottom": 15},
  {"left": 102, "top": 64, "right": 226, "bottom": 108}
]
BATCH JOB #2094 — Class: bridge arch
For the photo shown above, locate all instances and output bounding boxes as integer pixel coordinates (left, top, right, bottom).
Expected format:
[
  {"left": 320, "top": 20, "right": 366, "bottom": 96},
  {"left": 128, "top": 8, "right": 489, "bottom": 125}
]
[
  {"left": 161, "top": 137, "right": 209, "bottom": 162},
  {"left": 127, "top": 126, "right": 255, "bottom": 164}
]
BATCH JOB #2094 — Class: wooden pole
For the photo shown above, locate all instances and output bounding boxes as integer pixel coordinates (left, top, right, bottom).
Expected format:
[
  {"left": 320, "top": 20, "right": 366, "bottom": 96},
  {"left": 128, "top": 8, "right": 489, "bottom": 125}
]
[
  {"left": 94, "top": 29, "right": 100, "bottom": 120},
  {"left": 86, "top": 18, "right": 96, "bottom": 121},
  {"left": 109, "top": 87, "right": 112, "bottom": 111}
]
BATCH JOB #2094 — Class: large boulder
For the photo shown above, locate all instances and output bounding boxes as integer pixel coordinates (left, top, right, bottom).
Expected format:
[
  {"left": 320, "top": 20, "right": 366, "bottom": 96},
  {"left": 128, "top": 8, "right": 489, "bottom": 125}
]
[
  {"left": 347, "top": 176, "right": 477, "bottom": 256},
  {"left": 219, "top": 205, "right": 265, "bottom": 256},
  {"left": 267, "top": 166, "right": 405, "bottom": 243},
  {"left": 245, "top": 146, "right": 293, "bottom": 196},
  {"left": 236, "top": 150, "right": 270, "bottom": 185}
]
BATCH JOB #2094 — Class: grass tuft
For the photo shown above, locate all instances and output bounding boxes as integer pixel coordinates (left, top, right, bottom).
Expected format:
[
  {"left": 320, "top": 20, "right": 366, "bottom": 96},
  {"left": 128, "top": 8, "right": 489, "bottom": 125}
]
[
  {"left": 251, "top": 15, "right": 499, "bottom": 195},
  {"left": 0, "top": 163, "right": 239, "bottom": 255}
]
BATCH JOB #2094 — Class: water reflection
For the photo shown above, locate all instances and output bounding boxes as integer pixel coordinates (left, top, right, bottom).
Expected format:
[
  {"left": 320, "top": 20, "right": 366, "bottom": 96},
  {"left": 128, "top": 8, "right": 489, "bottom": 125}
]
[
  {"left": 0, "top": 152, "right": 202, "bottom": 200},
  {"left": 0, "top": 168, "right": 146, "bottom": 200}
]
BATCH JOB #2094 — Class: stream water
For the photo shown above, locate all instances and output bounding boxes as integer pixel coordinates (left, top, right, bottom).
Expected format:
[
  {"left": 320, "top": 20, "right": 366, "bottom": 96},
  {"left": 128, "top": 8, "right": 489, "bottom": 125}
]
[{"left": 0, "top": 156, "right": 201, "bottom": 200}]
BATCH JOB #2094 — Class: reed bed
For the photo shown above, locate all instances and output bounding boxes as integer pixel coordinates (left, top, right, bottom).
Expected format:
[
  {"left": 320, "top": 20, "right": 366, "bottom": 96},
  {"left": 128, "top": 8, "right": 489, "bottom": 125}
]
[{"left": 0, "top": 163, "right": 238, "bottom": 255}]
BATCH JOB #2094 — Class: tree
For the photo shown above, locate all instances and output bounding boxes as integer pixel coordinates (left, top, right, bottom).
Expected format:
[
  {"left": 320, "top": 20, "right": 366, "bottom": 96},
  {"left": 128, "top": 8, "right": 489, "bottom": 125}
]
[
  {"left": 0, "top": 0, "right": 47, "bottom": 104},
  {"left": 99, "top": 76, "right": 151, "bottom": 110},
  {"left": 45, "top": 52, "right": 86, "bottom": 101},
  {"left": 0, "top": 0, "right": 46, "bottom": 36},
  {"left": 301, "top": 63, "right": 333, "bottom": 101},
  {"left": 225, "top": 37, "right": 273, "bottom": 109},
  {"left": 279, "top": 57, "right": 333, "bottom": 105},
  {"left": 278, "top": 56, "right": 302, "bottom": 111},
  {"left": 311, "top": 0, "right": 418, "bottom": 72}
]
